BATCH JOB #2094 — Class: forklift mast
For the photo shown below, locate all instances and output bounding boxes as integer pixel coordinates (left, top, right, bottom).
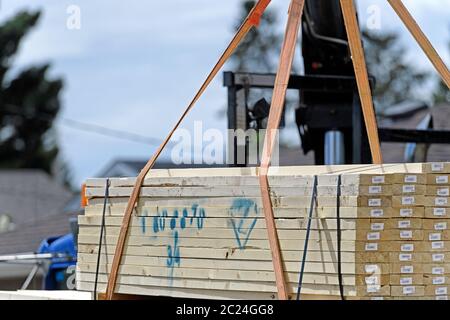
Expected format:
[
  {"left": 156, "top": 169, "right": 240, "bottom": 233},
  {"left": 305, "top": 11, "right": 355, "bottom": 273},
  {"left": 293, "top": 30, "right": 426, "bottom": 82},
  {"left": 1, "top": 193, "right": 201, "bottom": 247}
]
[
  {"left": 302, "top": 0, "right": 352, "bottom": 75},
  {"left": 224, "top": 0, "right": 374, "bottom": 166},
  {"left": 298, "top": 0, "right": 371, "bottom": 164}
]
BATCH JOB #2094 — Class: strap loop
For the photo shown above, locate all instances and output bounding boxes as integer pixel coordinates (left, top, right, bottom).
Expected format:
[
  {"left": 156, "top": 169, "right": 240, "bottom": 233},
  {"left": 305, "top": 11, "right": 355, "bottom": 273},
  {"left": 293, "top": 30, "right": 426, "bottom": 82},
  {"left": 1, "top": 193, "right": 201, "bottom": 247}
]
[{"left": 104, "top": 0, "right": 272, "bottom": 300}]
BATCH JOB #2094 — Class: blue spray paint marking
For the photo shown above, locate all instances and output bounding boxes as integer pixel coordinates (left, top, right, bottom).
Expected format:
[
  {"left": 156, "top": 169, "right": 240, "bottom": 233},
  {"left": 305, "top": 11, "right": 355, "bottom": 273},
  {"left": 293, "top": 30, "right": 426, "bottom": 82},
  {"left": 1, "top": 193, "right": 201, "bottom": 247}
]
[
  {"left": 142, "top": 204, "right": 206, "bottom": 285},
  {"left": 170, "top": 210, "right": 179, "bottom": 230},
  {"left": 180, "top": 209, "right": 188, "bottom": 229},
  {"left": 140, "top": 210, "right": 148, "bottom": 234},
  {"left": 152, "top": 208, "right": 168, "bottom": 234},
  {"left": 229, "top": 198, "right": 259, "bottom": 249}
]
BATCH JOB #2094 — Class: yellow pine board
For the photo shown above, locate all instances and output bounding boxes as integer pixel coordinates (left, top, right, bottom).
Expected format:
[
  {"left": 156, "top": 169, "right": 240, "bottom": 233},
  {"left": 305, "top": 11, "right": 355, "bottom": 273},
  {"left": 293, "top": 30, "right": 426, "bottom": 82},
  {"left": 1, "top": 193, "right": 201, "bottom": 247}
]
[
  {"left": 79, "top": 215, "right": 359, "bottom": 230},
  {"left": 77, "top": 234, "right": 357, "bottom": 251},
  {"left": 78, "top": 226, "right": 357, "bottom": 241},
  {"left": 77, "top": 253, "right": 357, "bottom": 274},
  {"left": 76, "top": 265, "right": 356, "bottom": 286},
  {"left": 77, "top": 244, "right": 358, "bottom": 263},
  {"left": 84, "top": 204, "right": 361, "bottom": 219}
]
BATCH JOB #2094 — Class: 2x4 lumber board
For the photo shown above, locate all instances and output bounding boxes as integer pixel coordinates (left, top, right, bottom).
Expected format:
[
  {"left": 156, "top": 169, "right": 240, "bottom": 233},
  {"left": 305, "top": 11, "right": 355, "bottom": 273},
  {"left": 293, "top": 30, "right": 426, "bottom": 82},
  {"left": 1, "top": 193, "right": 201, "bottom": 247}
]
[
  {"left": 85, "top": 163, "right": 424, "bottom": 186},
  {"left": 391, "top": 195, "right": 425, "bottom": 207},
  {"left": 78, "top": 216, "right": 360, "bottom": 230},
  {"left": 425, "top": 197, "right": 450, "bottom": 207},
  {"left": 423, "top": 220, "right": 450, "bottom": 230},
  {"left": 392, "top": 173, "right": 427, "bottom": 184},
  {"left": 425, "top": 208, "right": 450, "bottom": 219},
  {"left": 78, "top": 244, "right": 362, "bottom": 263},
  {"left": 387, "top": 0, "right": 450, "bottom": 88},
  {"left": 84, "top": 195, "right": 388, "bottom": 208},
  {"left": 340, "top": 0, "right": 382, "bottom": 164},
  {"left": 423, "top": 163, "right": 450, "bottom": 174},
  {"left": 392, "top": 184, "right": 426, "bottom": 196},
  {"left": 77, "top": 282, "right": 284, "bottom": 300},
  {"left": 85, "top": 185, "right": 395, "bottom": 198},
  {"left": 84, "top": 235, "right": 450, "bottom": 253},
  {"left": 79, "top": 216, "right": 428, "bottom": 231},
  {"left": 85, "top": 172, "right": 418, "bottom": 190},
  {"left": 78, "top": 226, "right": 357, "bottom": 241},
  {"left": 390, "top": 274, "right": 425, "bottom": 285},
  {"left": 79, "top": 245, "right": 388, "bottom": 263},
  {"left": 356, "top": 229, "right": 424, "bottom": 241},
  {"left": 84, "top": 204, "right": 423, "bottom": 219},
  {"left": 357, "top": 241, "right": 450, "bottom": 253},
  {"left": 77, "top": 282, "right": 359, "bottom": 300},
  {"left": 85, "top": 186, "right": 383, "bottom": 198},
  {"left": 77, "top": 266, "right": 357, "bottom": 286},
  {"left": 426, "top": 186, "right": 450, "bottom": 196},
  {"left": 426, "top": 174, "right": 450, "bottom": 185},
  {"left": 78, "top": 234, "right": 358, "bottom": 252},
  {"left": 383, "top": 218, "right": 424, "bottom": 230},
  {"left": 423, "top": 276, "right": 450, "bottom": 285},
  {"left": 81, "top": 225, "right": 448, "bottom": 242},
  {"left": 77, "top": 253, "right": 356, "bottom": 274},
  {"left": 389, "top": 252, "right": 450, "bottom": 264},
  {"left": 77, "top": 273, "right": 360, "bottom": 296},
  {"left": 390, "top": 286, "right": 425, "bottom": 297},
  {"left": 78, "top": 234, "right": 450, "bottom": 253},
  {"left": 422, "top": 264, "right": 450, "bottom": 275},
  {"left": 84, "top": 203, "right": 373, "bottom": 219},
  {"left": 80, "top": 246, "right": 390, "bottom": 264}
]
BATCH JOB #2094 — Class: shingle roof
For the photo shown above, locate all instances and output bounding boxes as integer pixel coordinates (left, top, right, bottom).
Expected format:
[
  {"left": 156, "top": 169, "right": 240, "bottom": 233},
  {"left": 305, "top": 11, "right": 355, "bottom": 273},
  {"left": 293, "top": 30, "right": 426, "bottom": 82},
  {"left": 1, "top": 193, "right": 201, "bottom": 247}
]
[
  {"left": 0, "top": 211, "right": 78, "bottom": 255},
  {"left": 380, "top": 103, "right": 450, "bottom": 163},
  {"left": 0, "top": 170, "right": 73, "bottom": 227}
]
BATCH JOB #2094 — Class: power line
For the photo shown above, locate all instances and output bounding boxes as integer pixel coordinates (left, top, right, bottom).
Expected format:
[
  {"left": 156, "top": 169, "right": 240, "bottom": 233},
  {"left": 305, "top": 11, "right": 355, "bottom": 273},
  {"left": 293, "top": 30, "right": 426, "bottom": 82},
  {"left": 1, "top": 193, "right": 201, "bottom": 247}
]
[
  {"left": 59, "top": 118, "right": 169, "bottom": 147},
  {"left": 1, "top": 104, "right": 171, "bottom": 147}
]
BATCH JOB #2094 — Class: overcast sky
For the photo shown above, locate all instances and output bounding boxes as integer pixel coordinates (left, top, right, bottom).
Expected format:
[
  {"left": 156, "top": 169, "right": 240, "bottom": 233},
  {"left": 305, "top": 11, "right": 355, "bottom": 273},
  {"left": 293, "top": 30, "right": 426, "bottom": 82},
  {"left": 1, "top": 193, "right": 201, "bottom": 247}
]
[{"left": 1, "top": 0, "right": 449, "bottom": 186}]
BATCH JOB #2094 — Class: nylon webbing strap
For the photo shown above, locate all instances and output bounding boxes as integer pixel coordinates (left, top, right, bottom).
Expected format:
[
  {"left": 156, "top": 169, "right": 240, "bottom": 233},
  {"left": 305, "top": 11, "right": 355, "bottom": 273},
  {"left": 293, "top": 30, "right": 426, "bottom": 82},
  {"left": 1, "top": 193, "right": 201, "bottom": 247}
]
[
  {"left": 296, "top": 175, "right": 318, "bottom": 300},
  {"left": 387, "top": 0, "right": 450, "bottom": 89},
  {"left": 258, "top": 0, "right": 305, "bottom": 300},
  {"left": 340, "top": 0, "right": 383, "bottom": 164},
  {"left": 104, "top": 0, "right": 272, "bottom": 300}
]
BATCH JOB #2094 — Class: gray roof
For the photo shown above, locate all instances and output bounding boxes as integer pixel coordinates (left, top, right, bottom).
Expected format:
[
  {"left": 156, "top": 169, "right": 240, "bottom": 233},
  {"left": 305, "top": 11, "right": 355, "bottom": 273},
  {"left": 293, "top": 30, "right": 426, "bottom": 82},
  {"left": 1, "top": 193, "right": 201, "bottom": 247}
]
[
  {"left": 0, "top": 211, "right": 78, "bottom": 255},
  {"left": 380, "top": 103, "right": 450, "bottom": 163},
  {"left": 0, "top": 170, "right": 73, "bottom": 227}
]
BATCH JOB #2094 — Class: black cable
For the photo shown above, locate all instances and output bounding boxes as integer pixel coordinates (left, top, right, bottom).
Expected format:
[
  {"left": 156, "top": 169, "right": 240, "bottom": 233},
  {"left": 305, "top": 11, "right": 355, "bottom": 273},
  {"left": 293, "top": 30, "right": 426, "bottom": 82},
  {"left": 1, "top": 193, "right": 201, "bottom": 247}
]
[
  {"left": 336, "top": 175, "right": 345, "bottom": 300},
  {"left": 94, "top": 178, "right": 109, "bottom": 300},
  {"left": 61, "top": 118, "right": 167, "bottom": 146},
  {"left": 1, "top": 103, "right": 166, "bottom": 146},
  {"left": 296, "top": 175, "right": 318, "bottom": 300}
]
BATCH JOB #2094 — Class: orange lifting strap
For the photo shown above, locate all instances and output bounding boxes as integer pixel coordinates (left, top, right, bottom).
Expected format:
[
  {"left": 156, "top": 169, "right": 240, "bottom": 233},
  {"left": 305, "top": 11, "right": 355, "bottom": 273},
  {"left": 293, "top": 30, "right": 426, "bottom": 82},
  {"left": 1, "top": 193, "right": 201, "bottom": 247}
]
[
  {"left": 104, "top": 0, "right": 272, "bottom": 300},
  {"left": 258, "top": 0, "right": 305, "bottom": 300}
]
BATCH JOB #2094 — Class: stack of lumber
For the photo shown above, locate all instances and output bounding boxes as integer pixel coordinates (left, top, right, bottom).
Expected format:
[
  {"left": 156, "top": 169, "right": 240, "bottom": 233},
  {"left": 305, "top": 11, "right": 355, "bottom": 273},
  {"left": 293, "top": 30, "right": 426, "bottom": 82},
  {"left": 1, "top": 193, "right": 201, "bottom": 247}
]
[{"left": 76, "top": 163, "right": 450, "bottom": 300}]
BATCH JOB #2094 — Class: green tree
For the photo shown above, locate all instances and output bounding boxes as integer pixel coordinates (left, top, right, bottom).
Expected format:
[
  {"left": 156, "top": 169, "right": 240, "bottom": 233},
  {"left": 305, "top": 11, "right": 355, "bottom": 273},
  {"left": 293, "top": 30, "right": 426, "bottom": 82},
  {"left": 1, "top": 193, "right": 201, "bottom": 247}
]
[
  {"left": 362, "top": 30, "right": 431, "bottom": 111},
  {"left": 0, "top": 11, "right": 70, "bottom": 184},
  {"left": 231, "top": 0, "right": 282, "bottom": 73}
]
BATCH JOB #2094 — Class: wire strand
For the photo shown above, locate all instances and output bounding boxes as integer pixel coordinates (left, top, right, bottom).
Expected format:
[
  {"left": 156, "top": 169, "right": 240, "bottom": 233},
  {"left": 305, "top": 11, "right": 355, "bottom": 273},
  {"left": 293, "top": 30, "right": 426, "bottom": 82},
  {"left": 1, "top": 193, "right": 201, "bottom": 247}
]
[
  {"left": 336, "top": 175, "right": 345, "bottom": 300},
  {"left": 94, "top": 178, "right": 109, "bottom": 300},
  {"left": 1, "top": 104, "right": 167, "bottom": 146},
  {"left": 296, "top": 175, "right": 318, "bottom": 300}
]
